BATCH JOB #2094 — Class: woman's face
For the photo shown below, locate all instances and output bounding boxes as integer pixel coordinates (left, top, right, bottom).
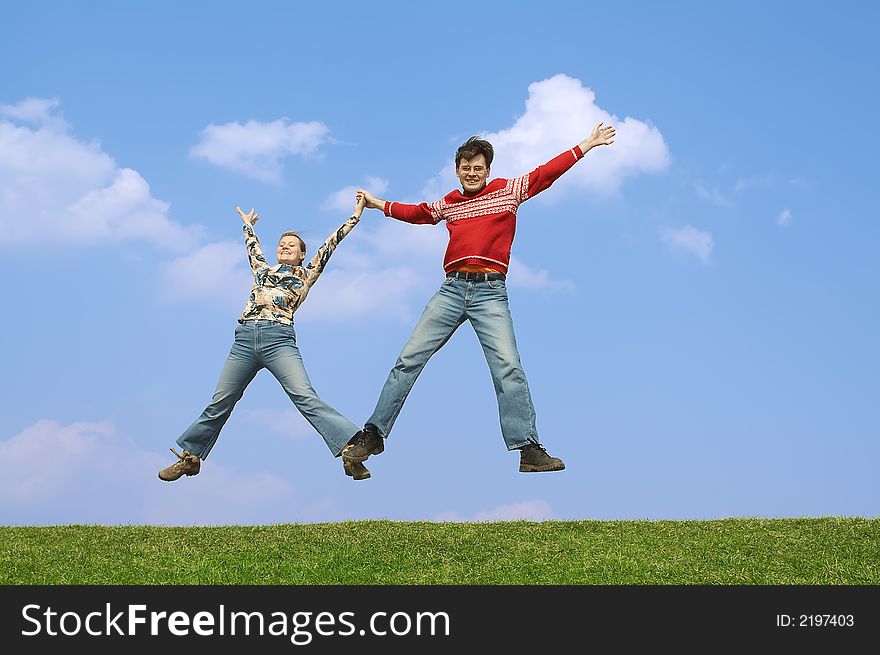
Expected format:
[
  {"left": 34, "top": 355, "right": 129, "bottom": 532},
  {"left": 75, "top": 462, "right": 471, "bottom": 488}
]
[{"left": 277, "top": 236, "right": 305, "bottom": 265}]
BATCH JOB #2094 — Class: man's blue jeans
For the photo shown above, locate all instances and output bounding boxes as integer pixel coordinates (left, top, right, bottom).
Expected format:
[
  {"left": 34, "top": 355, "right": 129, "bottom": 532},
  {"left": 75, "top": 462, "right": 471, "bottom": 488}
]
[
  {"left": 177, "top": 319, "right": 359, "bottom": 459},
  {"left": 367, "top": 276, "right": 538, "bottom": 450}
]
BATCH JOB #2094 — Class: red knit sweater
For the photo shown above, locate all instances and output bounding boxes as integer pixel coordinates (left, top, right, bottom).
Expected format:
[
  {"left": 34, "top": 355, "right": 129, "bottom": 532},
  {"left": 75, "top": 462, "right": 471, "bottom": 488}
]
[{"left": 384, "top": 145, "right": 585, "bottom": 274}]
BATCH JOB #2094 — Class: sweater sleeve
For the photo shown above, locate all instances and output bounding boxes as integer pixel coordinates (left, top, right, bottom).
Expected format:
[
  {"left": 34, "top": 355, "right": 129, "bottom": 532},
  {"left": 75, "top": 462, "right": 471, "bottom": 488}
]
[
  {"left": 515, "top": 145, "right": 585, "bottom": 203},
  {"left": 304, "top": 214, "right": 360, "bottom": 283},
  {"left": 384, "top": 201, "right": 443, "bottom": 225},
  {"left": 243, "top": 223, "right": 270, "bottom": 280}
]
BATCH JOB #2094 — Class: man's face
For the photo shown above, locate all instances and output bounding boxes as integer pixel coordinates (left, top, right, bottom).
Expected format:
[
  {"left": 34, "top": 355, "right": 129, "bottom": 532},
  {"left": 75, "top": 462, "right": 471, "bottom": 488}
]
[
  {"left": 456, "top": 154, "right": 489, "bottom": 193},
  {"left": 277, "top": 236, "right": 305, "bottom": 266}
]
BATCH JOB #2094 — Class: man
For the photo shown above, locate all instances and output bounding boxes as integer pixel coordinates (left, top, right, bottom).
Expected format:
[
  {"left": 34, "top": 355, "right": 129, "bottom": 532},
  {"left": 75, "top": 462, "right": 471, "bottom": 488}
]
[{"left": 345, "top": 122, "right": 615, "bottom": 472}]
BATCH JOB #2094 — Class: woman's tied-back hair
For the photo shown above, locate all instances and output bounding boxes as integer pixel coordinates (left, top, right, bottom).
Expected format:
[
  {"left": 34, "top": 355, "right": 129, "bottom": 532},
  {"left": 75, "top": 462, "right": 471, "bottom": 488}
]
[
  {"left": 278, "top": 231, "right": 306, "bottom": 253},
  {"left": 455, "top": 136, "right": 494, "bottom": 169}
]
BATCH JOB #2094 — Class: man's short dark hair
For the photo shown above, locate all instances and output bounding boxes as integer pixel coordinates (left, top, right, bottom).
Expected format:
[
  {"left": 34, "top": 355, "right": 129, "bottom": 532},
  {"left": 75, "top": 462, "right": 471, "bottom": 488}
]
[{"left": 455, "top": 136, "right": 494, "bottom": 169}]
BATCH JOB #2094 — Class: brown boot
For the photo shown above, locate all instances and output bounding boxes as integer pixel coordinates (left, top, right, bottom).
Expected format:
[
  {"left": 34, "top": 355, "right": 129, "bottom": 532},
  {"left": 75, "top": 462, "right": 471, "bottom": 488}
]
[
  {"left": 158, "top": 448, "right": 201, "bottom": 482},
  {"left": 519, "top": 441, "right": 565, "bottom": 473},
  {"left": 343, "top": 458, "right": 371, "bottom": 481},
  {"left": 340, "top": 425, "right": 384, "bottom": 462}
]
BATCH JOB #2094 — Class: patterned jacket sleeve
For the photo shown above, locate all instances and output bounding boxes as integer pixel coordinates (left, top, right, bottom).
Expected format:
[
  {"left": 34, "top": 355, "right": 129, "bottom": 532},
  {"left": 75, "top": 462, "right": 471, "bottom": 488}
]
[
  {"left": 243, "top": 223, "right": 270, "bottom": 281},
  {"left": 514, "top": 145, "right": 585, "bottom": 203},
  {"left": 303, "top": 214, "right": 360, "bottom": 283}
]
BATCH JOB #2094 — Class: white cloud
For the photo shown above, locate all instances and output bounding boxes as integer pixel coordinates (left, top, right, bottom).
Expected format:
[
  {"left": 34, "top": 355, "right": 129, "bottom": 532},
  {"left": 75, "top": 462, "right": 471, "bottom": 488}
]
[
  {"left": 0, "top": 419, "right": 298, "bottom": 525},
  {"left": 660, "top": 225, "right": 714, "bottom": 264},
  {"left": 777, "top": 209, "right": 793, "bottom": 226},
  {"left": 0, "top": 98, "right": 199, "bottom": 250},
  {"left": 695, "top": 182, "right": 731, "bottom": 207},
  {"left": 474, "top": 500, "right": 554, "bottom": 522},
  {"left": 420, "top": 74, "right": 668, "bottom": 199},
  {"left": 0, "top": 420, "right": 118, "bottom": 506},
  {"left": 506, "top": 255, "right": 575, "bottom": 293},
  {"left": 242, "top": 408, "right": 315, "bottom": 441},
  {"left": 0, "top": 97, "right": 66, "bottom": 128},
  {"left": 67, "top": 169, "right": 196, "bottom": 245},
  {"left": 190, "top": 118, "right": 330, "bottom": 183},
  {"left": 322, "top": 176, "right": 389, "bottom": 213},
  {"left": 487, "top": 74, "right": 668, "bottom": 193},
  {"left": 298, "top": 266, "right": 426, "bottom": 323},
  {"left": 419, "top": 162, "right": 458, "bottom": 201},
  {"left": 433, "top": 500, "right": 555, "bottom": 522},
  {"left": 159, "top": 240, "right": 252, "bottom": 311},
  {"left": 358, "top": 216, "right": 448, "bottom": 262},
  {"left": 734, "top": 174, "right": 776, "bottom": 192}
]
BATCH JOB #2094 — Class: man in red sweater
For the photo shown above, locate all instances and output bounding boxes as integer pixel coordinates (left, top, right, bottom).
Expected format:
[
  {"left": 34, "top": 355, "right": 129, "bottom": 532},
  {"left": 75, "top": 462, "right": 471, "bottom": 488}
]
[{"left": 344, "top": 122, "right": 616, "bottom": 472}]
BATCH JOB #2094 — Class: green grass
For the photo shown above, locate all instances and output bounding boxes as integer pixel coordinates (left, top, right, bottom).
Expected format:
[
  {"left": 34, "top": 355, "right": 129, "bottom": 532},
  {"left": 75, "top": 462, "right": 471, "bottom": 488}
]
[{"left": 2, "top": 518, "right": 878, "bottom": 584}]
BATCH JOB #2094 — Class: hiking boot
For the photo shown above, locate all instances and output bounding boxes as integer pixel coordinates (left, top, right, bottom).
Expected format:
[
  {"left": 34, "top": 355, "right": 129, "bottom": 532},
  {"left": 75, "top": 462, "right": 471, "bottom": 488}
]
[
  {"left": 340, "top": 425, "right": 384, "bottom": 462},
  {"left": 158, "top": 448, "right": 201, "bottom": 481},
  {"left": 343, "top": 458, "right": 371, "bottom": 481},
  {"left": 519, "top": 441, "right": 565, "bottom": 473}
]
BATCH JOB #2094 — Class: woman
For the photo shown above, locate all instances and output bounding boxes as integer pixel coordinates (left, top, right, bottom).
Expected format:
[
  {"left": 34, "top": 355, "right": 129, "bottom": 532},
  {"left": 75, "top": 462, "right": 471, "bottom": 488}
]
[{"left": 159, "top": 195, "right": 371, "bottom": 482}]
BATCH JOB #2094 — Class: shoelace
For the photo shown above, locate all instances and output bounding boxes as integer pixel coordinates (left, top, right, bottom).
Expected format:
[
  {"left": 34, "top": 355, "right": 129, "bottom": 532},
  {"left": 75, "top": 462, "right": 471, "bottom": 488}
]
[{"left": 169, "top": 447, "right": 188, "bottom": 462}]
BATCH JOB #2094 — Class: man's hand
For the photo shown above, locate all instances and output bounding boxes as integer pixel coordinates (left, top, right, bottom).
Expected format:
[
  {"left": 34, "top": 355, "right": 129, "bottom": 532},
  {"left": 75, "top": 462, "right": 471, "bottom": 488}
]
[
  {"left": 579, "top": 122, "right": 616, "bottom": 153},
  {"left": 236, "top": 206, "right": 260, "bottom": 225},
  {"left": 353, "top": 191, "right": 367, "bottom": 218},
  {"left": 355, "top": 189, "right": 386, "bottom": 211}
]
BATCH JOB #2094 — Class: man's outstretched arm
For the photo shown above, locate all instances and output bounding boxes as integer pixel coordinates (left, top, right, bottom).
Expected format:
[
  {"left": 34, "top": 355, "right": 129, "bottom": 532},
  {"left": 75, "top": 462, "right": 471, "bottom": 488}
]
[
  {"left": 356, "top": 189, "right": 441, "bottom": 225},
  {"left": 520, "top": 122, "right": 616, "bottom": 201}
]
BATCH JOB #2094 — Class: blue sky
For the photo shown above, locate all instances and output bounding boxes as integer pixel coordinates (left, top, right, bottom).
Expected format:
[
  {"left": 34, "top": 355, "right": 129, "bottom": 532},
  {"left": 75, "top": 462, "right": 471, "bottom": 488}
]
[{"left": 1, "top": 0, "right": 877, "bottom": 525}]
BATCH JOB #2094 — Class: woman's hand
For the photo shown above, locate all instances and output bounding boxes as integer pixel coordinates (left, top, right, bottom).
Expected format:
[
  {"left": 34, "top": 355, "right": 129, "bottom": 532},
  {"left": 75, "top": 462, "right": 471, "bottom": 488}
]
[
  {"left": 236, "top": 206, "right": 260, "bottom": 225},
  {"left": 353, "top": 192, "right": 367, "bottom": 218}
]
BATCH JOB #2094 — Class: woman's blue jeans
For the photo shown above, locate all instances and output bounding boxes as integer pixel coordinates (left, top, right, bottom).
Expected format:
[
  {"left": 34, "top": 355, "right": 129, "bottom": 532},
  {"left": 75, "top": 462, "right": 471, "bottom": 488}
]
[
  {"left": 367, "top": 276, "right": 539, "bottom": 450},
  {"left": 177, "top": 319, "right": 359, "bottom": 458}
]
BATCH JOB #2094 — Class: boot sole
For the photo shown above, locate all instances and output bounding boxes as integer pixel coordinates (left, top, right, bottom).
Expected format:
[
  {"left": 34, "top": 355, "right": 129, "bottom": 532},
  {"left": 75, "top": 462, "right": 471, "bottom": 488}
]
[
  {"left": 519, "top": 463, "right": 566, "bottom": 473},
  {"left": 344, "top": 466, "right": 371, "bottom": 481},
  {"left": 158, "top": 470, "right": 200, "bottom": 482}
]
